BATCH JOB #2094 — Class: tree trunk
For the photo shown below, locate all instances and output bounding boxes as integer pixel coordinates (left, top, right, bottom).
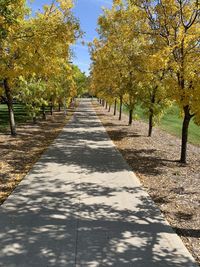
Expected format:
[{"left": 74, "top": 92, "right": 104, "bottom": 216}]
[
  {"left": 50, "top": 104, "right": 53, "bottom": 115},
  {"left": 148, "top": 109, "right": 154, "bottom": 137},
  {"left": 114, "top": 99, "right": 117, "bottom": 116},
  {"left": 33, "top": 116, "right": 37, "bottom": 124},
  {"left": 119, "top": 97, "right": 122, "bottom": 121},
  {"left": 108, "top": 105, "right": 111, "bottom": 112},
  {"left": 64, "top": 98, "right": 67, "bottom": 115},
  {"left": 4, "top": 78, "right": 17, "bottom": 136},
  {"left": 148, "top": 91, "right": 156, "bottom": 137},
  {"left": 42, "top": 106, "right": 46, "bottom": 120},
  {"left": 105, "top": 101, "right": 108, "bottom": 109},
  {"left": 70, "top": 98, "right": 73, "bottom": 107},
  {"left": 58, "top": 103, "right": 61, "bottom": 112},
  {"left": 128, "top": 109, "right": 133, "bottom": 125},
  {"left": 180, "top": 106, "right": 192, "bottom": 164},
  {"left": 100, "top": 99, "right": 102, "bottom": 105}
]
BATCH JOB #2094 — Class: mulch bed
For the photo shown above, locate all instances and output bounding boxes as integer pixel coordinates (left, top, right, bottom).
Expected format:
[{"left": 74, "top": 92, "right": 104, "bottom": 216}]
[
  {"left": 0, "top": 108, "right": 75, "bottom": 205},
  {"left": 94, "top": 102, "right": 200, "bottom": 266}
]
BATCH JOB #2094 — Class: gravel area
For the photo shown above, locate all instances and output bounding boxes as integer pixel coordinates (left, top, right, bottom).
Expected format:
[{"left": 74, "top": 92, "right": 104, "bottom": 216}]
[{"left": 94, "top": 102, "right": 200, "bottom": 266}]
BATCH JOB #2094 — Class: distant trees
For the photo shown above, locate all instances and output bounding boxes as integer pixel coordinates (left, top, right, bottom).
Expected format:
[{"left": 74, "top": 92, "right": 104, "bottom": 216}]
[
  {"left": 90, "top": 0, "right": 200, "bottom": 163},
  {"left": 73, "top": 66, "right": 89, "bottom": 97}
]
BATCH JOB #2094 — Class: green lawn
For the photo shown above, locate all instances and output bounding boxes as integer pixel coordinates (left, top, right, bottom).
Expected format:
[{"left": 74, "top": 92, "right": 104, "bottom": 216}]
[
  {"left": 0, "top": 104, "right": 30, "bottom": 132},
  {"left": 0, "top": 104, "right": 62, "bottom": 132},
  {"left": 120, "top": 104, "right": 200, "bottom": 146},
  {"left": 159, "top": 106, "right": 200, "bottom": 146}
]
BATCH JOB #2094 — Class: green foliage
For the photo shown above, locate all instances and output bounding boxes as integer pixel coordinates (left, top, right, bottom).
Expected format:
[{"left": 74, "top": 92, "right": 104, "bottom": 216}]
[
  {"left": 17, "top": 76, "right": 48, "bottom": 120},
  {"left": 73, "top": 66, "right": 88, "bottom": 97}
]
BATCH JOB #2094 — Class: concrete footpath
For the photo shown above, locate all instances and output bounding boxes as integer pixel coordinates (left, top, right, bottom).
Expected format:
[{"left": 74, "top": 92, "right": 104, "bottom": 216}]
[{"left": 0, "top": 100, "right": 198, "bottom": 267}]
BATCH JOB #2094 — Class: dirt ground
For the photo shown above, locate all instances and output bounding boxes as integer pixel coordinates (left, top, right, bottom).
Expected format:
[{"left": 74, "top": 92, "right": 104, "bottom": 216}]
[
  {"left": 0, "top": 108, "right": 74, "bottom": 206},
  {"left": 94, "top": 102, "right": 200, "bottom": 266}
]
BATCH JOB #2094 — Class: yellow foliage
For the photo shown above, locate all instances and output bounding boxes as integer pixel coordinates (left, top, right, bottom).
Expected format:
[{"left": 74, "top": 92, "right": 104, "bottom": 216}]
[{"left": 90, "top": 0, "right": 200, "bottom": 125}]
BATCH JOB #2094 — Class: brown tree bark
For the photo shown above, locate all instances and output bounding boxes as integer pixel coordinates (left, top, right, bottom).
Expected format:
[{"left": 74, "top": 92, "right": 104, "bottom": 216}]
[
  {"left": 119, "top": 97, "right": 123, "bottom": 121},
  {"left": 33, "top": 116, "right": 37, "bottom": 124},
  {"left": 4, "top": 78, "right": 17, "bottom": 136},
  {"left": 58, "top": 103, "right": 61, "bottom": 112},
  {"left": 50, "top": 104, "right": 53, "bottom": 115},
  {"left": 180, "top": 106, "right": 193, "bottom": 163},
  {"left": 148, "top": 89, "right": 156, "bottom": 137},
  {"left": 105, "top": 101, "right": 108, "bottom": 109},
  {"left": 148, "top": 110, "right": 153, "bottom": 137},
  {"left": 128, "top": 109, "right": 133, "bottom": 125},
  {"left": 42, "top": 105, "right": 46, "bottom": 120},
  {"left": 114, "top": 99, "right": 117, "bottom": 116}
]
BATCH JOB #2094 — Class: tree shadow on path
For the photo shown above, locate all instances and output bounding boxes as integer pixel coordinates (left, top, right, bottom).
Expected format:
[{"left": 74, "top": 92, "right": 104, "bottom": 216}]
[
  {"left": 0, "top": 100, "right": 197, "bottom": 267},
  {"left": 0, "top": 180, "right": 197, "bottom": 267}
]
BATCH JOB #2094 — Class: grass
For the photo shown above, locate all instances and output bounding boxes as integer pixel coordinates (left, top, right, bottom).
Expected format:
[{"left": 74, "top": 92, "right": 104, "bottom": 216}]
[
  {"left": 120, "top": 104, "right": 200, "bottom": 146},
  {"left": 1, "top": 102, "right": 200, "bottom": 145},
  {"left": 0, "top": 104, "right": 54, "bottom": 133},
  {"left": 0, "top": 104, "right": 30, "bottom": 132},
  {"left": 160, "top": 106, "right": 200, "bottom": 146}
]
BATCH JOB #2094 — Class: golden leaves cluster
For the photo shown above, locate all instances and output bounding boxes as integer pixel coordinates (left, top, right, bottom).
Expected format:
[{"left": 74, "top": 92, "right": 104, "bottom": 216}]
[{"left": 90, "top": 0, "right": 200, "bottom": 123}]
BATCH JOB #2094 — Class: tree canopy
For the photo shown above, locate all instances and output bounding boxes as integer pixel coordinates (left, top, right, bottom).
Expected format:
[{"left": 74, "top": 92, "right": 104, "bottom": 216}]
[
  {"left": 89, "top": 0, "right": 200, "bottom": 163},
  {"left": 0, "top": 0, "right": 82, "bottom": 134}
]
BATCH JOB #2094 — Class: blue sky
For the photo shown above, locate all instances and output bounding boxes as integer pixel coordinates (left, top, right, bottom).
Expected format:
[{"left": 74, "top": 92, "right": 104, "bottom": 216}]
[{"left": 28, "top": 0, "right": 112, "bottom": 75}]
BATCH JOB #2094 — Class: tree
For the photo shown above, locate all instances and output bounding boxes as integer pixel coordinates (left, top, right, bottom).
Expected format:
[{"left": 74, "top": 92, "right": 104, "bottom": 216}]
[
  {"left": 0, "top": 0, "right": 28, "bottom": 135},
  {"left": 138, "top": 0, "right": 200, "bottom": 162},
  {"left": 91, "top": 0, "right": 200, "bottom": 163},
  {"left": 18, "top": 76, "right": 47, "bottom": 123},
  {"left": 73, "top": 66, "right": 88, "bottom": 97},
  {"left": 90, "top": 2, "right": 142, "bottom": 124},
  {"left": 0, "top": 0, "right": 81, "bottom": 135}
]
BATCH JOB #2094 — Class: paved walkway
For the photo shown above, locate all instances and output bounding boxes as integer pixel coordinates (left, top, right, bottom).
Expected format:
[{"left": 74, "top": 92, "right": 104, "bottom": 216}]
[{"left": 0, "top": 100, "right": 198, "bottom": 267}]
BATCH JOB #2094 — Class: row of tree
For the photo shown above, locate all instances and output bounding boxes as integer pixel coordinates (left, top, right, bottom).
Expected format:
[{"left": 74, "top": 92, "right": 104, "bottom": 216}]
[
  {"left": 0, "top": 0, "right": 85, "bottom": 135},
  {"left": 89, "top": 0, "right": 200, "bottom": 164}
]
